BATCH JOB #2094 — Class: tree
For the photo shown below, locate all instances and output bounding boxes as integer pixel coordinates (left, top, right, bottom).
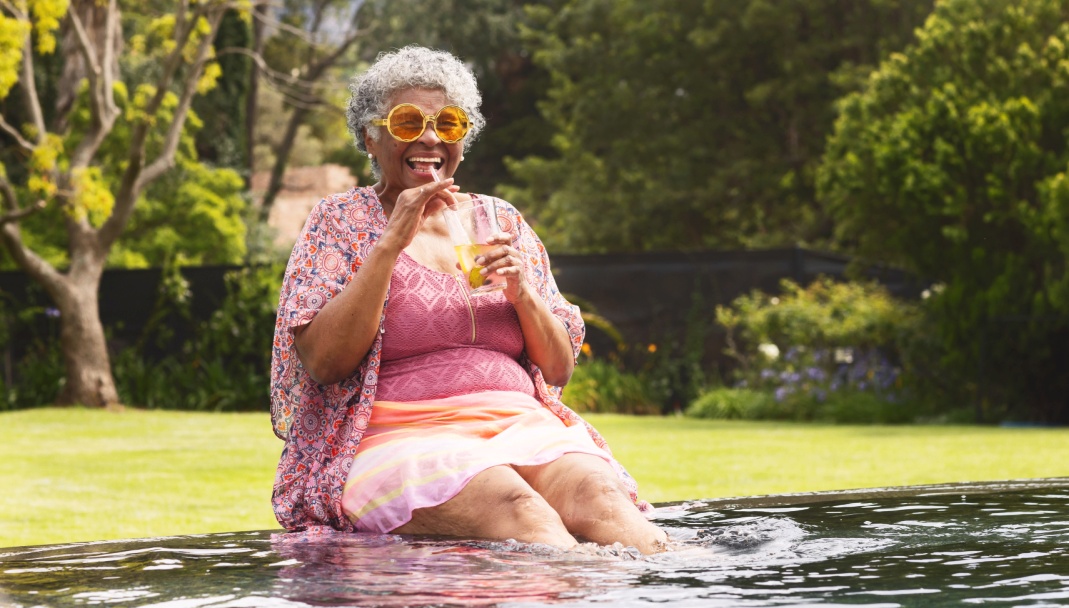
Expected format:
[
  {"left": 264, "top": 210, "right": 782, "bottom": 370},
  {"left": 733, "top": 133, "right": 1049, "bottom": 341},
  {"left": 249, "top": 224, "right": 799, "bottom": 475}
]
[
  {"left": 251, "top": 0, "right": 367, "bottom": 222},
  {"left": 818, "top": 0, "right": 1069, "bottom": 421},
  {"left": 502, "top": 0, "right": 933, "bottom": 253},
  {"left": 353, "top": 0, "right": 551, "bottom": 198},
  {"left": 0, "top": 0, "right": 246, "bottom": 406}
]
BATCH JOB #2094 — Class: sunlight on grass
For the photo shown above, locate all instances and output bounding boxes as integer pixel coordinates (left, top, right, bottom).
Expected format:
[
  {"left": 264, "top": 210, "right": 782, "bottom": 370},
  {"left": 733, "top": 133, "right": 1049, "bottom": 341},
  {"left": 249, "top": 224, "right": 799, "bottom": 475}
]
[
  {"left": 3, "top": 408, "right": 1068, "bottom": 548},
  {"left": 588, "top": 414, "right": 1069, "bottom": 503},
  {"left": 0, "top": 408, "right": 281, "bottom": 548}
]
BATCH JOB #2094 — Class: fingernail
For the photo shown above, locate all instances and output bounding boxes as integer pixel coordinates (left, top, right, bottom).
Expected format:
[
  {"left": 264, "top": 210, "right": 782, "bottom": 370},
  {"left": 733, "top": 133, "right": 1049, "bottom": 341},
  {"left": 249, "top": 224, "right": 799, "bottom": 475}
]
[
  {"left": 479, "top": 268, "right": 488, "bottom": 276},
  {"left": 474, "top": 257, "right": 485, "bottom": 266}
]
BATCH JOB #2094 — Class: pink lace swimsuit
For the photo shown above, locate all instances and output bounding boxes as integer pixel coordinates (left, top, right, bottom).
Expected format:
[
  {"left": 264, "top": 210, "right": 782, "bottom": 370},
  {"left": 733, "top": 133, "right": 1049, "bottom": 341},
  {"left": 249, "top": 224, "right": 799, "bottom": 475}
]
[
  {"left": 374, "top": 252, "right": 535, "bottom": 400},
  {"left": 341, "top": 252, "right": 611, "bottom": 532}
]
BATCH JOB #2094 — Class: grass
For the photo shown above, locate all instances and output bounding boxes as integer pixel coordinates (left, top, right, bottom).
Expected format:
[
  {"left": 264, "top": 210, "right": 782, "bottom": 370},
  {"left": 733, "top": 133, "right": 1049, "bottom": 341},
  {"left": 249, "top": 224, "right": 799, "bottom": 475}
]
[{"left": 2, "top": 408, "right": 1068, "bottom": 548}]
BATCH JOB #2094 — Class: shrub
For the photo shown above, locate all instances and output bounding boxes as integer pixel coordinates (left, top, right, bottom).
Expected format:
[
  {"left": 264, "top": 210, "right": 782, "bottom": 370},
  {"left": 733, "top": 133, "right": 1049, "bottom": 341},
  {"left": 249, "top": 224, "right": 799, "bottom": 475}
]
[
  {"left": 704, "top": 277, "right": 932, "bottom": 423},
  {"left": 0, "top": 289, "right": 65, "bottom": 410},
  {"left": 563, "top": 358, "right": 660, "bottom": 415},
  {"left": 114, "top": 263, "right": 283, "bottom": 411},
  {"left": 686, "top": 387, "right": 775, "bottom": 420}
]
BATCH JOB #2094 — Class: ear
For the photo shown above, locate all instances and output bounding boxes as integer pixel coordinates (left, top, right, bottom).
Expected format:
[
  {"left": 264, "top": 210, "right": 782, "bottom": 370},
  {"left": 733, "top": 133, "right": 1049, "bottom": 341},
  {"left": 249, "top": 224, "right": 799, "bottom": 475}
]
[{"left": 363, "top": 128, "right": 376, "bottom": 157}]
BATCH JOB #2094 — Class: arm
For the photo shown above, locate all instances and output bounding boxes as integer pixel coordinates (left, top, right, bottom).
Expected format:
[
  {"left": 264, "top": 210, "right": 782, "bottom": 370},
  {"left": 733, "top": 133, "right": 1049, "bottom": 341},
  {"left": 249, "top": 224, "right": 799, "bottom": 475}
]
[
  {"left": 479, "top": 216, "right": 580, "bottom": 387},
  {"left": 294, "top": 180, "right": 456, "bottom": 385}
]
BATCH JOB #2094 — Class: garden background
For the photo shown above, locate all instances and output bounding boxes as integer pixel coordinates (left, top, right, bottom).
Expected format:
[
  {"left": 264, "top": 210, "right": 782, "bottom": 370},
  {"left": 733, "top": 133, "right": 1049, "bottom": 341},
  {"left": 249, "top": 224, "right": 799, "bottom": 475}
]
[{"left": 2, "top": 0, "right": 1069, "bottom": 547}]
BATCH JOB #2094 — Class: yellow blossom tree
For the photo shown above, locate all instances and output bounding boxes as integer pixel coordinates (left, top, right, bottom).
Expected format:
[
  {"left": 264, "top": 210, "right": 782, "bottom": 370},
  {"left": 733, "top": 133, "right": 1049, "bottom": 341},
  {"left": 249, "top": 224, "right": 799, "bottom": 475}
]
[{"left": 0, "top": 0, "right": 250, "bottom": 406}]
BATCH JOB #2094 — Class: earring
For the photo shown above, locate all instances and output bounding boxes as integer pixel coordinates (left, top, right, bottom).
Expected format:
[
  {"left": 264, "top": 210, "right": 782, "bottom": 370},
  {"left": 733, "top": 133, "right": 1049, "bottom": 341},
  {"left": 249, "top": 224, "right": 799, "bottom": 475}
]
[{"left": 368, "top": 153, "right": 374, "bottom": 159}]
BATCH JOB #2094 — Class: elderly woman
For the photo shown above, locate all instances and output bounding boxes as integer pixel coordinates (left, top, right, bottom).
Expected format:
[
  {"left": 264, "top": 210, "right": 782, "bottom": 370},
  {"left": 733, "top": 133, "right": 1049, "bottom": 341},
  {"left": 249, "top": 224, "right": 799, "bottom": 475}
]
[{"left": 270, "top": 46, "right": 668, "bottom": 554}]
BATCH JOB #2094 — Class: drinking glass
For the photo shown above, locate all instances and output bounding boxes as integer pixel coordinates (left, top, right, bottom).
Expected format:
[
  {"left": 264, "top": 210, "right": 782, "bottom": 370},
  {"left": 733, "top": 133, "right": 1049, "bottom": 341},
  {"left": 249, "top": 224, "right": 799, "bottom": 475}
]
[{"left": 443, "top": 197, "right": 507, "bottom": 295}]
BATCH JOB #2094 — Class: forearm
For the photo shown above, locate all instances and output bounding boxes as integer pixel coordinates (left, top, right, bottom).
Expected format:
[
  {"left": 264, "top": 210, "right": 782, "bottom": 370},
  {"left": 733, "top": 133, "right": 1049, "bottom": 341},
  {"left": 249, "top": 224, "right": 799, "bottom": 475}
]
[
  {"left": 294, "top": 239, "right": 401, "bottom": 385},
  {"left": 513, "top": 288, "right": 576, "bottom": 387}
]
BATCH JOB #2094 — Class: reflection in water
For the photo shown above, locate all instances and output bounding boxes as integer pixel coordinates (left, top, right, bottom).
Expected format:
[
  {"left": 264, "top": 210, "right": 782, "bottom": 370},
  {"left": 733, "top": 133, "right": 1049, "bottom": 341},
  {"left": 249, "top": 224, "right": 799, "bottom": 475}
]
[{"left": 1, "top": 479, "right": 1068, "bottom": 607}]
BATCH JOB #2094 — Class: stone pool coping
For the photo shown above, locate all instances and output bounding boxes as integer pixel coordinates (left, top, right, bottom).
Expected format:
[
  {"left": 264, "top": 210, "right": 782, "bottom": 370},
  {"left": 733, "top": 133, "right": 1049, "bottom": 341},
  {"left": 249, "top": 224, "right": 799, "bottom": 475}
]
[{"left": 658, "top": 477, "right": 1069, "bottom": 510}]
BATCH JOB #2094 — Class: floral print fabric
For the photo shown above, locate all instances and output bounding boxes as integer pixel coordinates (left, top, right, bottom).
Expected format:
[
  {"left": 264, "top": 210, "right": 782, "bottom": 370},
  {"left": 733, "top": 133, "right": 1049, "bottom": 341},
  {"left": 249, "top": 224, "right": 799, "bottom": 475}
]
[{"left": 270, "top": 186, "right": 646, "bottom": 533}]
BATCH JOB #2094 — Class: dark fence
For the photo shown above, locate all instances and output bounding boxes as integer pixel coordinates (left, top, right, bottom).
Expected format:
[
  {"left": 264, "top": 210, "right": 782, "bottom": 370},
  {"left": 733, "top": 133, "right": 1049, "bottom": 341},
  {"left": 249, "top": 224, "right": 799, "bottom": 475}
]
[
  {"left": 550, "top": 248, "right": 922, "bottom": 358},
  {"left": 0, "top": 248, "right": 922, "bottom": 384}
]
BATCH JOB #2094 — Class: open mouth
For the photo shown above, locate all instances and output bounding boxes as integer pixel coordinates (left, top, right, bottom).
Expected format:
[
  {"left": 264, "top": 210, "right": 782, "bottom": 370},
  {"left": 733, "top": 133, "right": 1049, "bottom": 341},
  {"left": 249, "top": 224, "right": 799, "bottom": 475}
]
[{"left": 407, "top": 156, "right": 443, "bottom": 173}]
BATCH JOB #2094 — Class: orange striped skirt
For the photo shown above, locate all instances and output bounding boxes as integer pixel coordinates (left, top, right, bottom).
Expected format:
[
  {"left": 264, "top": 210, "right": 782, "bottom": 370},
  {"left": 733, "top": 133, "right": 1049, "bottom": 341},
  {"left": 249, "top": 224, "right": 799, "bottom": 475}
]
[{"left": 340, "top": 390, "right": 612, "bottom": 533}]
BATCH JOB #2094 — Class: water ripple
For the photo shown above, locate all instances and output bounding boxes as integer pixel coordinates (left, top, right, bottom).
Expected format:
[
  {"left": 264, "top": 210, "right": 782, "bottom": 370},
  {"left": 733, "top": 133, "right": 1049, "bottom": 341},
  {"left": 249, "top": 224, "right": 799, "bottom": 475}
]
[{"left": 1, "top": 480, "right": 1068, "bottom": 607}]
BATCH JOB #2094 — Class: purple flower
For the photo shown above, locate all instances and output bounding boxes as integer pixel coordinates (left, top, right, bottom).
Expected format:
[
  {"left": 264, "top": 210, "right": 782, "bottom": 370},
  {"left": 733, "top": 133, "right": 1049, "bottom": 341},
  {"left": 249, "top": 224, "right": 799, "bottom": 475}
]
[
  {"left": 44, "top": 307, "right": 60, "bottom": 318},
  {"left": 775, "top": 386, "right": 792, "bottom": 402},
  {"left": 805, "top": 367, "right": 826, "bottom": 381},
  {"left": 761, "top": 369, "right": 776, "bottom": 380}
]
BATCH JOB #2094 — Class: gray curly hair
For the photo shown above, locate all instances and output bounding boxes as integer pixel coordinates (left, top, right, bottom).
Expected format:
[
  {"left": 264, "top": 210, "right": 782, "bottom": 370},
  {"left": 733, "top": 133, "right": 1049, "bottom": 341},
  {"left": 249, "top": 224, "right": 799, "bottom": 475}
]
[{"left": 347, "top": 46, "right": 486, "bottom": 178}]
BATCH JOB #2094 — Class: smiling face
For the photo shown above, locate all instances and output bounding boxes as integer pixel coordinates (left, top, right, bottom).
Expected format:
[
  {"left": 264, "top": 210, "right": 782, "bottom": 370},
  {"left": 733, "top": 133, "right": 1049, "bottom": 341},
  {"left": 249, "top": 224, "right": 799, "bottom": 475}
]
[{"left": 365, "top": 88, "right": 466, "bottom": 203}]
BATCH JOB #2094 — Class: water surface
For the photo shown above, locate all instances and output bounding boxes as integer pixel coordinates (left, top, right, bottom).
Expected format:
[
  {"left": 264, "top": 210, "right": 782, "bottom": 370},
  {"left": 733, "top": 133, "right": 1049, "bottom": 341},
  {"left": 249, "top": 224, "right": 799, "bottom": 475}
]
[{"left": 2, "top": 479, "right": 1068, "bottom": 607}]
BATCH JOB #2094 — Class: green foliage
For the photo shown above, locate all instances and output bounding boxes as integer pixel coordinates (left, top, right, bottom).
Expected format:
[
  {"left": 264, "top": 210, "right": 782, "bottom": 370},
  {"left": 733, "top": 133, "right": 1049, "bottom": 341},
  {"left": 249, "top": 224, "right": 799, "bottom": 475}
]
[
  {"left": 2, "top": 83, "right": 248, "bottom": 270},
  {"left": 192, "top": 9, "right": 250, "bottom": 170},
  {"left": 110, "top": 159, "right": 248, "bottom": 267},
  {"left": 717, "top": 277, "right": 917, "bottom": 353},
  {"left": 353, "top": 0, "right": 549, "bottom": 197},
  {"left": 562, "top": 357, "right": 659, "bottom": 415},
  {"left": 634, "top": 286, "right": 712, "bottom": 412},
  {"left": 115, "top": 264, "right": 282, "bottom": 411},
  {"left": 818, "top": 0, "right": 1069, "bottom": 422},
  {"left": 705, "top": 277, "right": 932, "bottom": 423},
  {"left": 0, "top": 289, "right": 64, "bottom": 410},
  {"left": 502, "top": 0, "right": 934, "bottom": 252},
  {"left": 686, "top": 387, "right": 775, "bottom": 420}
]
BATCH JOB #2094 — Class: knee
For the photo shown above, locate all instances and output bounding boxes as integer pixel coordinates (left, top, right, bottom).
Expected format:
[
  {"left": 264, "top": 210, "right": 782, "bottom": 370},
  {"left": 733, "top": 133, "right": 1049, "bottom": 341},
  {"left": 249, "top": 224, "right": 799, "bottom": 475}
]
[
  {"left": 499, "top": 486, "right": 555, "bottom": 523},
  {"left": 497, "top": 486, "right": 573, "bottom": 543},
  {"left": 571, "top": 471, "right": 630, "bottom": 518}
]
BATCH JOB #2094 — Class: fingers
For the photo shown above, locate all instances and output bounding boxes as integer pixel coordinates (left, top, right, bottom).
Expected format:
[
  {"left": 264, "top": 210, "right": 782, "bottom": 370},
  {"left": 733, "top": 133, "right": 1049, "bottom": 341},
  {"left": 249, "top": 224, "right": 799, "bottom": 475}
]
[{"left": 476, "top": 245, "right": 522, "bottom": 278}]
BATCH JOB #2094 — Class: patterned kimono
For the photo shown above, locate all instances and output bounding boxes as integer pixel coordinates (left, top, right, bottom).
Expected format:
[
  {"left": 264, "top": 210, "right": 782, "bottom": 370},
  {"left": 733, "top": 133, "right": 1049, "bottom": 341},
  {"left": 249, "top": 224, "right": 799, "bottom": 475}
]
[{"left": 270, "top": 186, "right": 645, "bottom": 533}]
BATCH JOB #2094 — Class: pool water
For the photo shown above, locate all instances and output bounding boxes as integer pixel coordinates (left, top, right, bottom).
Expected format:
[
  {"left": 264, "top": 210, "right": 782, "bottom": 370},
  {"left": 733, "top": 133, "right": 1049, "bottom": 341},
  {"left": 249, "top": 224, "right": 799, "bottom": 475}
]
[{"left": 2, "top": 479, "right": 1068, "bottom": 607}]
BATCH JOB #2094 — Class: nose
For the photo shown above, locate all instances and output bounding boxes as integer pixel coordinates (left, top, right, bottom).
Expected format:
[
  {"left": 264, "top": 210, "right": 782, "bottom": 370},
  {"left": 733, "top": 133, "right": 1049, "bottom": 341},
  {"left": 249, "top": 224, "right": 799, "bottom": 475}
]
[{"left": 417, "top": 116, "right": 441, "bottom": 145}]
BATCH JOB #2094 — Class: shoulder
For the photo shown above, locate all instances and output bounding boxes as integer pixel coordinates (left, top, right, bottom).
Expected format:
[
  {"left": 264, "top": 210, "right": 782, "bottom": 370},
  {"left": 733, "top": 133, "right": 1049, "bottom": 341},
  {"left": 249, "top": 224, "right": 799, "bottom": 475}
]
[
  {"left": 304, "top": 186, "right": 385, "bottom": 237},
  {"left": 475, "top": 195, "right": 527, "bottom": 237}
]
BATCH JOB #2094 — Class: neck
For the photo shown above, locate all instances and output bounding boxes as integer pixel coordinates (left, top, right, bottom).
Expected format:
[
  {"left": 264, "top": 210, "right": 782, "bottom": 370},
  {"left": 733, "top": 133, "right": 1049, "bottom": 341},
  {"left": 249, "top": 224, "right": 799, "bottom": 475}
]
[{"left": 374, "top": 184, "right": 396, "bottom": 215}]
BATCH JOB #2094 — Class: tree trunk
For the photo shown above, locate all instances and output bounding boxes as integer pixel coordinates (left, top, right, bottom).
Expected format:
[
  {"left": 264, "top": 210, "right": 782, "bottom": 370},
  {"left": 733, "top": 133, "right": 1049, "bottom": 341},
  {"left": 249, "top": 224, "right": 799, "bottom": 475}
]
[
  {"left": 52, "top": 265, "right": 119, "bottom": 407},
  {"left": 258, "top": 105, "right": 310, "bottom": 222},
  {"left": 244, "top": 2, "right": 267, "bottom": 189}
]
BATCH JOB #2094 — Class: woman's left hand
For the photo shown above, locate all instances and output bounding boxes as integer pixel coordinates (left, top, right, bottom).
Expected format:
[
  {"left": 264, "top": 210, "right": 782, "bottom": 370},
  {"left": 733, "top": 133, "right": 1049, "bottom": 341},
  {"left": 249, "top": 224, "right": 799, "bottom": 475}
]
[
  {"left": 475, "top": 230, "right": 574, "bottom": 386},
  {"left": 476, "top": 232, "right": 532, "bottom": 304}
]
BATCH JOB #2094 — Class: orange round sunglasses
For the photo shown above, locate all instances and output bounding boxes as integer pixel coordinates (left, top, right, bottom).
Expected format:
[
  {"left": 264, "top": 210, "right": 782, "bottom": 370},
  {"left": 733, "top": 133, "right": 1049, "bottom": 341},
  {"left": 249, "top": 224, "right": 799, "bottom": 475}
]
[{"left": 371, "top": 103, "right": 471, "bottom": 143}]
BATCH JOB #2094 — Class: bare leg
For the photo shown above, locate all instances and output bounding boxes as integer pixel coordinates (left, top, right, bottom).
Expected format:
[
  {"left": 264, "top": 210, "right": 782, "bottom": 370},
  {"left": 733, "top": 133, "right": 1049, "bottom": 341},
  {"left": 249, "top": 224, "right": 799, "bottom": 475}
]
[
  {"left": 516, "top": 453, "right": 669, "bottom": 554},
  {"left": 392, "top": 465, "right": 579, "bottom": 549}
]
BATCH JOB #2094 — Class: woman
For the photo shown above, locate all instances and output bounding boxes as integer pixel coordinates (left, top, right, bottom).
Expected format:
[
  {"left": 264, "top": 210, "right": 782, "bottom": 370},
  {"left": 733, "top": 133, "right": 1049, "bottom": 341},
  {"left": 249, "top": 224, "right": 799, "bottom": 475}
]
[{"left": 270, "top": 46, "right": 668, "bottom": 554}]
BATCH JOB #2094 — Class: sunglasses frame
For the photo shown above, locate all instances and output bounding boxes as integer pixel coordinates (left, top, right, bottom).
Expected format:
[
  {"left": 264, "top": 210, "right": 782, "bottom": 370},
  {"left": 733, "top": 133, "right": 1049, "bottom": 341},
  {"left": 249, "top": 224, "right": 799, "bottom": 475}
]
[{"left": 371, "top": 103, "right": 471, "bottom": 144}]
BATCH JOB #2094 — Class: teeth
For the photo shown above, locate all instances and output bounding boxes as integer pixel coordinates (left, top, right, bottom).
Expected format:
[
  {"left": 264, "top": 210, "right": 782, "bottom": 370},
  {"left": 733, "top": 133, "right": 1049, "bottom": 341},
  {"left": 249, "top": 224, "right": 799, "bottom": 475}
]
[{"left": 409, "top": 157, "right": 441, "bottom": 163}]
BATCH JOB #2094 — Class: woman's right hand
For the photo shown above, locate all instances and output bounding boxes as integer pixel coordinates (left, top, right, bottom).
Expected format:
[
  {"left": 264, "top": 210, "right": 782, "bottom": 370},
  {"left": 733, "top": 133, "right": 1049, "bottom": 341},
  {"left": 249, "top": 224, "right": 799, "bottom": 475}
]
[
  {"left": 381, "top": 179, "right": 458, "bottom": 252},
  {"left": 294, "top": 180, "right": 458, "bottom": 385}
]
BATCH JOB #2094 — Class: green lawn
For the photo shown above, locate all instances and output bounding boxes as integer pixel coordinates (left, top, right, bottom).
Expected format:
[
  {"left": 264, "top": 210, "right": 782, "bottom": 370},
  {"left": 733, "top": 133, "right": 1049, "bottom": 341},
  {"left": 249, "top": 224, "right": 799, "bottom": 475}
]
[{"left": 2, "top": 408, "right": 1068, "bottom": 548}]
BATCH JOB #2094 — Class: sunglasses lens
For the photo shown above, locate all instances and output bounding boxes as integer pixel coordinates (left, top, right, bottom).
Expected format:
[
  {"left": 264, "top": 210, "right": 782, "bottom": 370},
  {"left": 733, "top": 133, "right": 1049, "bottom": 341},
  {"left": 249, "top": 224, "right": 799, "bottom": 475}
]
[
  {"left": 388, "top": 105, "right": 426, "bottom": 140},
  {"left": 435, "top": 106, "right": 470, "bottom": 142}
]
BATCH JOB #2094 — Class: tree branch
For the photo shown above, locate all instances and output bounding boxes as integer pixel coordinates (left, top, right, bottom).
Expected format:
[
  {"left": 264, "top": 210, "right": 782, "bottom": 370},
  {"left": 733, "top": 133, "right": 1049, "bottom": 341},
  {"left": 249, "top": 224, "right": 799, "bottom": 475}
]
[
  {"left": 218, "top": 46, "right": 335, "bottom": 108},
  {"left": 0, "top": 0, "right": 26, "bottom": 19},
  {"left": 100, "top": 3, "right": 209, "bottom": 248},
  {"left": 0, "top": 114, "right": 34, "bottom": 151},
  {"left": 66, "top": 1, "right": 121, "bottom": 169},
  {"left": 99, "top": 7, "right": 225, "bottom": 249},
  {"left": 18, "top": 23, "right": 46, "bottom": 144},
  {"left": 101, "top": 0, "right": 119, "bottom": 120},
  {"left": 0, "top": 200, "right": 46, "bottom": 226},
  {"left": 0, "top": 173, "right": 61, "bottom": 286},
  {"left": 136, "top": 13, "right": 224, "bottom": 188},
  {"left": 0, "top": 172, "right": 19, "bottom": 212}
]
